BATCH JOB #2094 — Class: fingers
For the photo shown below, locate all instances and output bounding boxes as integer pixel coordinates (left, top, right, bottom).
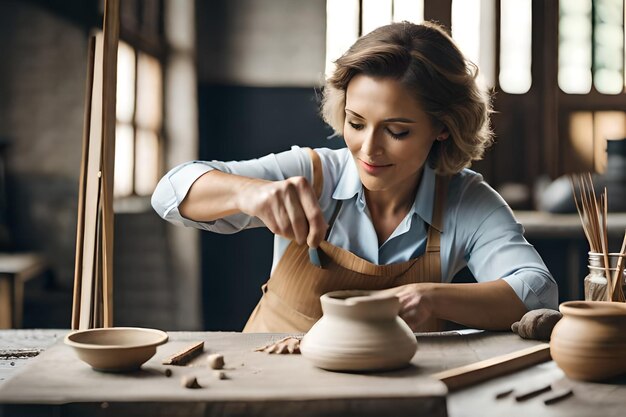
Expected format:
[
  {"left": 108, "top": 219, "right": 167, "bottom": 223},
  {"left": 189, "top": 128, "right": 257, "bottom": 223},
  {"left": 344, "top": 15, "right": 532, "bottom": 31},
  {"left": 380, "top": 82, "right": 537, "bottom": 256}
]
[
  {"left": 284, "top": 177, "right": 328, "bottom": 248},
  {"left": 399, "top": 309, "right": 423, "bottom": 332},
  {"left": 283, "top": 184, "right": 309, "bottom": 245},
  {"left": 288, "top": 177, "right": 327, "bottom": 248},
  {"left": 390, "top": 284, "right": 433, "bottom": 331},
  {"left": 247, "top": 177, "right": 326, "bottom": 246}
]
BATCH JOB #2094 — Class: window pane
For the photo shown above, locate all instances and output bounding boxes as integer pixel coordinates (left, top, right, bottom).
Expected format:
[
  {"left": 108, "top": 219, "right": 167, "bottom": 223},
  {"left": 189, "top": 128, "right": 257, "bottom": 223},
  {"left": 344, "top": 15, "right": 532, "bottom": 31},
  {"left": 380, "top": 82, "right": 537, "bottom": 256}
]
[
  {"left": 326, "top": 0, "right": 360, "bottom": 77},
  {"left": 500, "top": 0, "right": 532, "bottom": 93},
  {"left": 393, "top": 0, "right": 424, "bottom": 23},
  {"left": 452, "top": 0, "right": 495, "bottom": 89},
  {"left": 593, "top": 0, "right": 624, "bottom": 94},
  {"left": 361, "top": 0, "right": 392, "bottom": 35},
  {"left": 135, "top": 129, "right": 159, "bottom": 196},
  {"left": 453, "top": 0, "right": 481, "bottom": 66},
  {"left": 136, "top": 52, "right": 162, "bottom": 130},
  {"left": 558, "top": 0, "right": 592, "bottom": 93},
  {"left": 116, "top": 41, "right": 135, "bottom": 123},
  {"left": 114, "top": 123, "right": 134, "bottom": 197}
]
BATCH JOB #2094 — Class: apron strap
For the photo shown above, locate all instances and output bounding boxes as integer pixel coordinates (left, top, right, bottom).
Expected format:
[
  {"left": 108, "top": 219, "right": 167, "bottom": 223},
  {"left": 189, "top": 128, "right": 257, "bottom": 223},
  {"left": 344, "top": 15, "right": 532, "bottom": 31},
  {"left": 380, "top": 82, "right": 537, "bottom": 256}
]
[
  {"left": 306, "top": 148, "right": 323, "bottom": 200},
  {"left": 426, "top": 175, "right": 449, "bottom": 253}
]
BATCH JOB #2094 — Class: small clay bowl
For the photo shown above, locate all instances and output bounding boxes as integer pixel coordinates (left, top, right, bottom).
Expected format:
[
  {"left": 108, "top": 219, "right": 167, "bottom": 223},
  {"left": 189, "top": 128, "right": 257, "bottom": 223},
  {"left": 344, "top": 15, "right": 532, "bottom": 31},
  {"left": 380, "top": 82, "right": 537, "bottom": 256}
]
[{"left": 64, "top": 327, "right": 168, "bottom": 372}]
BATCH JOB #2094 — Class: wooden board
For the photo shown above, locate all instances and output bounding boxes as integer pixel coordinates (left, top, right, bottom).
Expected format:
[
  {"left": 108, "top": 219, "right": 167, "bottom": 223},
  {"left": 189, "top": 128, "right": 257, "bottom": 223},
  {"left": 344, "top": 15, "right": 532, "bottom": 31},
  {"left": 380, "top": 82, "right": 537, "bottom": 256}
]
[
  {"left": 73, "top": 0, "right": 119, "bottom": 330},
  {"left": 0, "top": 333, "right": 456, "bottom": 417},
  {"left": 3, "top": 331, "right": 626, "bottom": 417},
  {"left": 433, "top": 343, "right": 551, "bottom": 391}
]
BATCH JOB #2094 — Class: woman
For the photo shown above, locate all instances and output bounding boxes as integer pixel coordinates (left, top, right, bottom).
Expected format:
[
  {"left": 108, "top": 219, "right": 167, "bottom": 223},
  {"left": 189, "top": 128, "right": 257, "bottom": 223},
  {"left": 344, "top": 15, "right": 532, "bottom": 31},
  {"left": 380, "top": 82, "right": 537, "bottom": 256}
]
[{"left": 152, "top": 21, "right": 557, "bottom": 333}]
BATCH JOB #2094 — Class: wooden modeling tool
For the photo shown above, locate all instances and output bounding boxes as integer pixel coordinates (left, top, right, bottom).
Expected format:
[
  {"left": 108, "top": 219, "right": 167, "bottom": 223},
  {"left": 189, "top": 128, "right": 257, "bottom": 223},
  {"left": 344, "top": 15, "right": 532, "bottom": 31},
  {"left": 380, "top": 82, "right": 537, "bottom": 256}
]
[
  {"left": 432, "top": 344, "right": 551, "bottom": 391},
  {"left": 162, "top": 341, "right": 205, "bottom": 365}
]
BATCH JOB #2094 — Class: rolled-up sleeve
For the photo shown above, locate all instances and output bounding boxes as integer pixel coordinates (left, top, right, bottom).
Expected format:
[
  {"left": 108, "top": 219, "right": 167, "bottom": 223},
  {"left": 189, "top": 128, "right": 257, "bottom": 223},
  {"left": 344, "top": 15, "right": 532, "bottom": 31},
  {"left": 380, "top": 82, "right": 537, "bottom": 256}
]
[
  {"left": 151, "top": 146, "right": 313, "bottom": 233},
  {"left": 458, "top": 184, "right": 558, "bottom": 310}
]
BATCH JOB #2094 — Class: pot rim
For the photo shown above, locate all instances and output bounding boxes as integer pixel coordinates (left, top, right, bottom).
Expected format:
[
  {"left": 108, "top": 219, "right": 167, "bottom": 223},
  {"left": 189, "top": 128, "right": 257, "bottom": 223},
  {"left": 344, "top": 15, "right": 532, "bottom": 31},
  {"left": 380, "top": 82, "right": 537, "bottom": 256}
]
[
  {"left": 559, "top": 301, "right": 626, "bottom": 317},
  {"left": 321, "top": 290, "right": 397, "bottom": 306}
]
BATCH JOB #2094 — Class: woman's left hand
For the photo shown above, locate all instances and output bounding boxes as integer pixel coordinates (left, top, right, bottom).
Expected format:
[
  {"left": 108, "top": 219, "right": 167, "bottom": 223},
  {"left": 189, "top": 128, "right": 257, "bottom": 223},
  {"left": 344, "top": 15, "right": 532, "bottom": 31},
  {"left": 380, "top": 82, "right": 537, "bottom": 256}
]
[{"left": 376, "top": 283, "right": 436, "bottom": 331}]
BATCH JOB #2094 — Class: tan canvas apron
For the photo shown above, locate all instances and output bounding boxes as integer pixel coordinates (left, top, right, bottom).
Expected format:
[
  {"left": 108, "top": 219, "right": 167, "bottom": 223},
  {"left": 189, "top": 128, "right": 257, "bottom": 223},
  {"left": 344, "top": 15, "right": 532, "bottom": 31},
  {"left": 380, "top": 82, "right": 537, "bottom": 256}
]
[{"left": 243, "top": 149, "right": 448, "bottom": 333}]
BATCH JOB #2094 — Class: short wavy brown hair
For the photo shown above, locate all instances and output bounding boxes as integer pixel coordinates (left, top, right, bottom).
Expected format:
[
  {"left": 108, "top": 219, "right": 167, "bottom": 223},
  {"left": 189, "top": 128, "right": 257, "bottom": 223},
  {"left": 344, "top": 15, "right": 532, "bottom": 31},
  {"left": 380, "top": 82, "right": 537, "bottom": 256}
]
[{"left": 321, "top": 21, "right": 493, "bottom": 175}]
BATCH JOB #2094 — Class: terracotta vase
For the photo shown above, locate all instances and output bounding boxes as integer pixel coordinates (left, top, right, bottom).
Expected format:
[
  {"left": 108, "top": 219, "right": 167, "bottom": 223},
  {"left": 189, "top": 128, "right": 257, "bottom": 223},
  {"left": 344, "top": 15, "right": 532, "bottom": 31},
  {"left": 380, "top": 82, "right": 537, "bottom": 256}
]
[
  {"left": 300, "top": 290, "right": 417, "bottom": 372},
  {"left": 550, "top": 301, "right": 626, "bottom": 381}
]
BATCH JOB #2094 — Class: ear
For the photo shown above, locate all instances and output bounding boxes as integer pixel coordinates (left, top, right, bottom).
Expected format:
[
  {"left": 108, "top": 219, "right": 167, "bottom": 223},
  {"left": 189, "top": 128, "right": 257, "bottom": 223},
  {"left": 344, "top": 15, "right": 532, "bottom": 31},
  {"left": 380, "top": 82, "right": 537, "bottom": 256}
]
[{"left": 436, "top": 129, "right": 449, "bottom": 142}]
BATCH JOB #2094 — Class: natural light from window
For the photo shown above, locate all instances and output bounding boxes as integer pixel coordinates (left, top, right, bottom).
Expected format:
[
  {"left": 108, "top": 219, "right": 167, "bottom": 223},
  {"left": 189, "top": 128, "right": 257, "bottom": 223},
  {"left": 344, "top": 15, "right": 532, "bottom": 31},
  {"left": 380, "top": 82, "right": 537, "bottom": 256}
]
[
  {"left": 325, "top": 0, "right": 360, "bottom": 77},
  {"left": 558, "top": 0, "right": 592, "bottom": 94},
  {"left": 500, "top": 0, "right": 532, "bottom": 93},
  {"left": 593, "top": 0, "right": 623, "bottom": 94},
  {"left": 451, "top": 0, "right": 495, "bottom": 89},
  {"left": 392, "top": 0, "right": 424, "bottom": 23}
]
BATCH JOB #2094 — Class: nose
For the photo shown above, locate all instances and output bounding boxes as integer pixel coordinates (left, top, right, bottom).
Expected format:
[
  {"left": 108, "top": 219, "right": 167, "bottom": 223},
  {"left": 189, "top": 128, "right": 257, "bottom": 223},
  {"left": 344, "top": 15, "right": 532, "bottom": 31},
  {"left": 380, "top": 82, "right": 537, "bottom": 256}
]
[{"left": 360, "top": 128, "right": 384, "bottom": 157}]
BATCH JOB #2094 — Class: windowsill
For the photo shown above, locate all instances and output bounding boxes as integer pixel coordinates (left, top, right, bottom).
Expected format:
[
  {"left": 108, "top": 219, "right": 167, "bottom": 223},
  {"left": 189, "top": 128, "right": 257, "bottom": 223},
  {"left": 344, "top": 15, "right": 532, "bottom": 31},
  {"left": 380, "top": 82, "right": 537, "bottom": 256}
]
[{"left": 113, "top": 195, "right": 153, "bottom": 214}]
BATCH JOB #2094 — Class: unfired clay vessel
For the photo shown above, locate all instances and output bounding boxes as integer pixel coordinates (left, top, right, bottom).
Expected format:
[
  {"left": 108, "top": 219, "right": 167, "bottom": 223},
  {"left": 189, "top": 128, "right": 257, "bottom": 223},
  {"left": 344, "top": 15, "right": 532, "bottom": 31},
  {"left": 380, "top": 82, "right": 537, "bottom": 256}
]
[
  {"left": 550, "top": 301, "right": 626, "bottom": 381},
  {"left": 65, "top": 327, "right": 168, "bottom": 372},
  {"left": 300, "top": 290, "right": 417, "bottom": 372}
]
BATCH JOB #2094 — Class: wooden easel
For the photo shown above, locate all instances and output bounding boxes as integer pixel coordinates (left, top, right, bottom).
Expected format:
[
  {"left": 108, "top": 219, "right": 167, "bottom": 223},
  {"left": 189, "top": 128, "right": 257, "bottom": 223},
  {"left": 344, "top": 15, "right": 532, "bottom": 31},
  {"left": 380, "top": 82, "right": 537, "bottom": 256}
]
[{"left": 71, "top": 0, "right": 119, "bottom": 330}]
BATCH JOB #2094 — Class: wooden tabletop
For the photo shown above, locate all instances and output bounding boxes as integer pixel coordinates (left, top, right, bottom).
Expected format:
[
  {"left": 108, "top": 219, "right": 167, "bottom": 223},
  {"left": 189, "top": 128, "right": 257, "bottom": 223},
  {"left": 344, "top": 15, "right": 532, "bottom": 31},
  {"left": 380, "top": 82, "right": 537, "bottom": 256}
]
[{"left": 0, "top": 330, "right": 624, "bottom": 417}]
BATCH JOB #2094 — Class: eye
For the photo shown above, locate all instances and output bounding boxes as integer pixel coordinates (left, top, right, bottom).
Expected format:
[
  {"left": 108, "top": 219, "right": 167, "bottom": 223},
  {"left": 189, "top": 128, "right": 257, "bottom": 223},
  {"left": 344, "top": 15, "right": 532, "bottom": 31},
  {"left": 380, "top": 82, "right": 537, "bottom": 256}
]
[
  {"left": 348, "top": 121, "right": 364, "bottom": 131},
  {"left": 386, "top": 128, "right": 409, "bottom": 140}
]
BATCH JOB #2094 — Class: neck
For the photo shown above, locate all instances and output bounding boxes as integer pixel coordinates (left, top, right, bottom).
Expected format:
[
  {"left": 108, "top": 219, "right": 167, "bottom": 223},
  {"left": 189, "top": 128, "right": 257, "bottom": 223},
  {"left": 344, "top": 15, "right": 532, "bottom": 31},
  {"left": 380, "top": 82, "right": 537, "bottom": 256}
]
[{"left": 365, "top": 169, "right": 423, "bottom": 218}]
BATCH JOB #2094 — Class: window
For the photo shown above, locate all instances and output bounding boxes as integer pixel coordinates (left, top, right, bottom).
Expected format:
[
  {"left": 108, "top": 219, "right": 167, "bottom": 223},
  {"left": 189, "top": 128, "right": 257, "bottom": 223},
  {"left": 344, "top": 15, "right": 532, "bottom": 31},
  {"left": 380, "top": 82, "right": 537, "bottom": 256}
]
[
  {"left": 98, "top": 0, "right": 165, "bottom": 199},
  {"left": 558, "top": 0, "right": 626, "bottom": 173},
  {"left": 499, "top": 0, "right": 532, "bottom": 93},
  {"left": 114, "top": 42, "right": 163, "bottom": 198},
  {"left": 325, "top": 0, "right": 424, "bottom": 77}
]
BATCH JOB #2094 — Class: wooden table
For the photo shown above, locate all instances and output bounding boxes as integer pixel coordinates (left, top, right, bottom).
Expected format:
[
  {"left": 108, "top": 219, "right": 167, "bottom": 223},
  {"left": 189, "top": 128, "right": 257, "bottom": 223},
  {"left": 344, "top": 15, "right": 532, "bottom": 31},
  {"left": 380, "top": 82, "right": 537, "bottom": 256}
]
[
  {"left": 0, "top": 330, "right": 625, "bottom": 417},
  {"left": 0, "top": 253, "right": 46, "bottom": 328}
]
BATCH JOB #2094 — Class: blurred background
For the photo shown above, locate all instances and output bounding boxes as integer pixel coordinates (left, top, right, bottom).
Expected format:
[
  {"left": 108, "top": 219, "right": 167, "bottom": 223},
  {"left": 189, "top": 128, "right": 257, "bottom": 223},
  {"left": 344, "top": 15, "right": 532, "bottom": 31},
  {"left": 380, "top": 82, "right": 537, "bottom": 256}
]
[{"left": 0, "top": 0, "right": 625, "bottom": 331}]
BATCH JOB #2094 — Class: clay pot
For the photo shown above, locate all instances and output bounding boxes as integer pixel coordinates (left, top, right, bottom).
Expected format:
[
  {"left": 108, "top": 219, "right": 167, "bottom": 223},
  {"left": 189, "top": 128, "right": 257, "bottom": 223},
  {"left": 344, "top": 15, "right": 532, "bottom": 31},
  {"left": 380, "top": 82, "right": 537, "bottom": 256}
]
[
  {"left": 300, "top": 290, "right": 417, "bottom": 372},
  {"left": 550, "top": 301, "right": 626, "bottom": 381},
  {"left": 65, "top": 327, "right": 168, "bottom": 372}
]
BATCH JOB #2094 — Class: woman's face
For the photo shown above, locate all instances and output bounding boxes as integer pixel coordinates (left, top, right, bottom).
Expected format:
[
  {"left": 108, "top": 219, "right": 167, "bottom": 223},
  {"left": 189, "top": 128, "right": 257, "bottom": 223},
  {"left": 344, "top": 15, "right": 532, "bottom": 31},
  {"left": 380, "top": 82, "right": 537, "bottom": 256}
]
[{"left": 343, "top": 74, "right": 446, "bottom": 195}]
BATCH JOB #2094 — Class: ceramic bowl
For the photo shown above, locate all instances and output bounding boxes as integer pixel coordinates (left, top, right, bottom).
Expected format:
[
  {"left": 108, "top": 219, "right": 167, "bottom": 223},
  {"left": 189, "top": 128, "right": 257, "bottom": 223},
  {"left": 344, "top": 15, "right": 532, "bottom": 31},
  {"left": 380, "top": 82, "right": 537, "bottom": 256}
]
[{"left": 64, "top": 327, "right": 168, "bottom": 372}]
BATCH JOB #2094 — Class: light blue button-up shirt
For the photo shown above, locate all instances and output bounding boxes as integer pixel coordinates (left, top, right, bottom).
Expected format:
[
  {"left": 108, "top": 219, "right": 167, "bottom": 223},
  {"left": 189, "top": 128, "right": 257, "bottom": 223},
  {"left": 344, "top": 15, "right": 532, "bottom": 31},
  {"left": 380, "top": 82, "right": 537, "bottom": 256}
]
[{"left": 152, "top": 146, "right": 558, "bottom": 311}]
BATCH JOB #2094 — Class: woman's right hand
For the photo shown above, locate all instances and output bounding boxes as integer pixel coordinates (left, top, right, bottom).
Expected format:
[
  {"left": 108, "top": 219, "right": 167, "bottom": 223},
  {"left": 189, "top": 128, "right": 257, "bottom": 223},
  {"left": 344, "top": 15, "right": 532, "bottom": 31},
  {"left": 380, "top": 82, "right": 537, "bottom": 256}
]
[{"left": 236, "top": 176, "right": 328, "bottom": 248}]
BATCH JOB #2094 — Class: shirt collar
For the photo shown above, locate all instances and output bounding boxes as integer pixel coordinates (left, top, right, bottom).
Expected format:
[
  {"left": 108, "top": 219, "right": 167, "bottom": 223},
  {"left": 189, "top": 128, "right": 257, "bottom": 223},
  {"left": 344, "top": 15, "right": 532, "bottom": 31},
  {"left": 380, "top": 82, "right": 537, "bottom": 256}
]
[
  {"left": 413, "top": 163, "right": 438, "bottom": 231},
  {"left": 332, "top": 154, "right": 361, "bottom": 201},
  {"left": 332, "top": 155, "right": 439, "bottom": 230}
]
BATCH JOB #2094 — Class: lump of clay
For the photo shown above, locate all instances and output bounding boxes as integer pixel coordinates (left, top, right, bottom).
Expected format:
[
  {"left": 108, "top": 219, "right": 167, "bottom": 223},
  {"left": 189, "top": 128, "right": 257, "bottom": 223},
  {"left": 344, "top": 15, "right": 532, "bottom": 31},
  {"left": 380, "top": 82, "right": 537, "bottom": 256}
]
[
  {"left": 207, "top": 353, "right": 225, "bottom": 369},
  {"left": 511, "top": 308, "right": 563, "bottom": 341}
]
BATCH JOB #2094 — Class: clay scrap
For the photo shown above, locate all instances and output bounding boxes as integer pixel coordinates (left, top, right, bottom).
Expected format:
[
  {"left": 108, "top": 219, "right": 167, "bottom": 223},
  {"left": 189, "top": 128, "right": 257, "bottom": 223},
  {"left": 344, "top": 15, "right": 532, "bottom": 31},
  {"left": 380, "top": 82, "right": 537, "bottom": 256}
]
[
  {"left": 207, "top": 353, "right": 224, "bottom": 369},
  {"left": 254, "top": 336, "right": 301, "bottom": 354}
]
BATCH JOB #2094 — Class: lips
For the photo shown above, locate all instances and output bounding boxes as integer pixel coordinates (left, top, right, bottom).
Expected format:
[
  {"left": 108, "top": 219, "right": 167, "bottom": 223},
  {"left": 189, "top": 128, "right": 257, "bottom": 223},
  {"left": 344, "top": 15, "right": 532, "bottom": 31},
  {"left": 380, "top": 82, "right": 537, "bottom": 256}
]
[{"left": 359, "top": 159, "right": 393, "bottom": 174}]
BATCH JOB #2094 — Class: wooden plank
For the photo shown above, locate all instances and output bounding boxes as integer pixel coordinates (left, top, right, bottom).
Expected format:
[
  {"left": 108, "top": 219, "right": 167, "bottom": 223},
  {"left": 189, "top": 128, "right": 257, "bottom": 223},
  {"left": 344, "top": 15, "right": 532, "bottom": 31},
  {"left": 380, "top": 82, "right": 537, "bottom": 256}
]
[
  {"left": 161, "top": 341, "right": 204, "bottom": 365},
  {"left": 0, "top": 332, "right": 447, "bottom": 417},
  {"left": 100, "top": 0, "right": 119, "bottom": 328},
  {"left": 72, "top": 36, "right": 96, "bottom": 330},
  {"left": 432, "top": 343, "right": 551, "bottom": 392},
  {"left": 78, "top": 32, "right": 104, "bottom": 330}
]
